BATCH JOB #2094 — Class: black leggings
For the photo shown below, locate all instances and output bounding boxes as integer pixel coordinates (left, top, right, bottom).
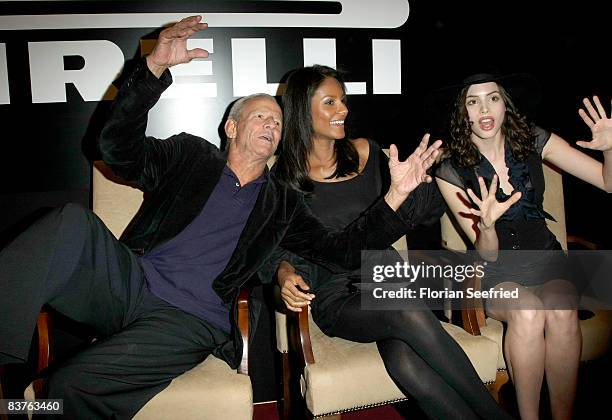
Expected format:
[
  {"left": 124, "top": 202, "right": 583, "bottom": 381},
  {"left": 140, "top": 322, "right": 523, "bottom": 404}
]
[{"left": 327, "top": 294, "right": 513, "bottom": 420}]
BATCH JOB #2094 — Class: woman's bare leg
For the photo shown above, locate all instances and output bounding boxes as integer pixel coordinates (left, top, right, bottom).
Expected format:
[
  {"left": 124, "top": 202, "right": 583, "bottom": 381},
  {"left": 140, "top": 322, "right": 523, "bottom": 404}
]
[
  {"left": 487, "top": 282, "right": 546, "bottom": 420},
  {"left": 539, "top": 280, "right": 581, "bottom": 420}
]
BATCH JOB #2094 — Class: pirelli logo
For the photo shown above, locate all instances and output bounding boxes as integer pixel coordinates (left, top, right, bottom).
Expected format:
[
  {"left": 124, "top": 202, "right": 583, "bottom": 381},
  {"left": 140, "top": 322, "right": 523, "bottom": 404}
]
[
  {"left": 0, "top": 1, "right": 409, "bottom": 105},
  {"left": 0, "top": 0, "right": 409, "bottom": 30}
]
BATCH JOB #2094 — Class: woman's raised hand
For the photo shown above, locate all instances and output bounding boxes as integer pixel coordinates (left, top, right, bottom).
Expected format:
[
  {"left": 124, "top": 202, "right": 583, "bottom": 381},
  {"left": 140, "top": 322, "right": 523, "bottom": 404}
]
[
  {"left": 387, "top": 134, "right": 442, "bottom": 199},
  {"left": 577, "top": 96, "right": 612, "bottom": 152},
  {"left": 466, "top": 175, "right": 521, "bottom": 231}
]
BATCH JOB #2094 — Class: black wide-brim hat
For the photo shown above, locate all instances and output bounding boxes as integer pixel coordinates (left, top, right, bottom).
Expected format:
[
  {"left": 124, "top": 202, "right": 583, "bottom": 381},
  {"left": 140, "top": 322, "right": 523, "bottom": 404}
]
[{"left": 425, "top": 71, "right": 542, "bottom": 135}]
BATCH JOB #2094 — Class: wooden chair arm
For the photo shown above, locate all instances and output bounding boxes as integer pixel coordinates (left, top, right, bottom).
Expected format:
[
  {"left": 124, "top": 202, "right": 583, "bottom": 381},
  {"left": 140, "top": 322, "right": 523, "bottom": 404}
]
[
  {"left": 461, "top": 305, "right": 483, "bottom": 336},
  {"left": 30, "top": 308, "right": 54, "bottom": 397},
  {"left": 274, "top": 284, "right": 315, "bottom": 365},
  {"left": 33, "top": 294, "right": 250, "bottom": 384},
  {"left": 438, "top": 248, "right": 486, "bottom": 336},
  {"left": 36, "top": 309, "right": 53, "bottom": 374},
  {"left": 237, "top": 288, "right": 250, "bottom": 375},
  {"left": 275, "top": 285, "right": 314, "bottom": 420},
  {"left": 459, "top": 265, "right": 486, "bottom": 335},
  {"left": 295, "top": 309, "right": 315, "bottom": 365},
  {"left": 567, "top": 235, "right": 598, "bottom": 250}
]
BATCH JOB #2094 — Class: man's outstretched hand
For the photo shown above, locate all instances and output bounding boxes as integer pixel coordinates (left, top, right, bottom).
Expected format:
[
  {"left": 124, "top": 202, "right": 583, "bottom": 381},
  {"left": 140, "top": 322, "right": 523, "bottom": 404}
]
[{"left": 146, "top": 15, "right": 209, "bottom": 78}]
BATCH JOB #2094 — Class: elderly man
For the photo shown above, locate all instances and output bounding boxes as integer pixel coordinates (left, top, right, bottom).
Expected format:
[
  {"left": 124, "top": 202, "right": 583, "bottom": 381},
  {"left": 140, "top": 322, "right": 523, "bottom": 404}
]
[{"left": 0, "top": 16, "right": 440, "bottom": 418}]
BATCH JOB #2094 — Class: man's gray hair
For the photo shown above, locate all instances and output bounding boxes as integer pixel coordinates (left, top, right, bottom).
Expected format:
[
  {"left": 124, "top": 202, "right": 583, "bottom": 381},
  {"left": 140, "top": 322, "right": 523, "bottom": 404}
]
[{"left": 228, "top": 93, "right": 277, "bottom": 121}]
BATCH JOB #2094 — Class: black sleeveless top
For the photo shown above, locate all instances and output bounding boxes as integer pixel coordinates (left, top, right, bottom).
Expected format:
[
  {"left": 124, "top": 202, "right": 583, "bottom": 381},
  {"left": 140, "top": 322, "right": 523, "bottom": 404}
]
[
  {"left": 434, "top": 127, "right": 564, "bottom": 287},
  {"left": 435, "top": 126, "right": 560, "bottom": 251},
  {"left": 308, "top": 141, "right": 383, "bottom": 229},
  {"left": 281, "top": 139, "right": 445, "bottom": 333}
]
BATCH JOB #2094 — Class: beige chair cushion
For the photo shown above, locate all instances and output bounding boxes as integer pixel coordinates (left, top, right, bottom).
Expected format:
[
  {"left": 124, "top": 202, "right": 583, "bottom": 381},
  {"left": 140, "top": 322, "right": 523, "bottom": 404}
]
[
  {"left": 303, "top": 310, "right": 405, "bottom": 416},
  {"left": 542, "top": 162, "right": 567, "bottom": 250},
  {"left": 25, "top": 356, "right": 252, "bottom": 420},
  {"left": 440, "top": 322, "right": 499, "bottom": 383},
  {"left": 275, "top": 311, "right": 290, "bottom": 354},
  {"left": 579, "top": 308, "right": 612, "bottom": 361},
  {"left": 92, "top": 163, "right": 144, "bottom": 237},
  {"left": 478, "top": 319, "right": 506, "bottom": 370},
  {"left": 302, "top": 310, "right": 499, "bottom": 416},
  {"left": 134, "top": 356, "right": 253, "bottom": 420}
]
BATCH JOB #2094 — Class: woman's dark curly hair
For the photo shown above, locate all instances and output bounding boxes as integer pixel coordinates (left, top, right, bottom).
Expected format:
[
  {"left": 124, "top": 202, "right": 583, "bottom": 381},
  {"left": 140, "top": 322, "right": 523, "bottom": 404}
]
[
  {"left": 275, "top": 65, "right": 359, "bottom": 193},
  {"left": 449, "top": 83, "right": 535, "bottom": 167}
]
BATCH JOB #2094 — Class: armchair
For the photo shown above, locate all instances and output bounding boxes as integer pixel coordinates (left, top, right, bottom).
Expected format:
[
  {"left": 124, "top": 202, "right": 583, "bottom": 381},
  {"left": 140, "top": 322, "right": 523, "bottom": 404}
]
[
  {"left": 273, "top": 149, "right": 506, "bottom": 419},
  {"left": 441, "top": 162, "right": 612, "bottom": 392},
  {"left": 276, "top": 235, "right": 501, "bottom": 419},
  {"left": 18, "top": 161, "right": 254, "bottom": 420}
]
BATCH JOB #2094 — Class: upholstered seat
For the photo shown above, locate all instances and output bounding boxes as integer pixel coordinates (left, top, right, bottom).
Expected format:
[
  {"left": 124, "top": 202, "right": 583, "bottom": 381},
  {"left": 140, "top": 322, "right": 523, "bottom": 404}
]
[
  {"left": 290, "top": 311, "right": 499, "bottom": 418},
  {"left": 133, "top": 356, "right": 252, "bottom": 420},
  {"left": 275, "top": 149, "right": 504, "bottom": 419},
  {"left": 441, "top": 162, "right": 612, "bottom": 376},
  {"left": 276, "top": 235, "right": 502, "bottom": 419},
  {"left": 22, "top": 162, "right": 253, "bottom": 420}
]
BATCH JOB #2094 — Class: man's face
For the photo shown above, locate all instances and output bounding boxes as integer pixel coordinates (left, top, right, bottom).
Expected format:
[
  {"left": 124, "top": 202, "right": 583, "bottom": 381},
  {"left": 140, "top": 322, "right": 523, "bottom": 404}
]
[{"left": 226, "top": 97, "right": 283, "bottom": 161}]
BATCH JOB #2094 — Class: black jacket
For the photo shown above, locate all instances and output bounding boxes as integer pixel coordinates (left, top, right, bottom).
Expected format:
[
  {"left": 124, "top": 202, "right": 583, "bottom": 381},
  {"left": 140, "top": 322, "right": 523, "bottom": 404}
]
[{"left": 99, "top": 58, "right": 412, "bottom": 367}]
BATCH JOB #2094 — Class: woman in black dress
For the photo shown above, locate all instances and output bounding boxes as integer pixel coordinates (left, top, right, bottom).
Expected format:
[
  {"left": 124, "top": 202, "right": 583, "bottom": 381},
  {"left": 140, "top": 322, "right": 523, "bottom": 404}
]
[
  {"left": 272, "top": 65, "right": 514, "bottom": 420},
  {"left": 433, "top": 72, "right": 612, "bottom": 420}
]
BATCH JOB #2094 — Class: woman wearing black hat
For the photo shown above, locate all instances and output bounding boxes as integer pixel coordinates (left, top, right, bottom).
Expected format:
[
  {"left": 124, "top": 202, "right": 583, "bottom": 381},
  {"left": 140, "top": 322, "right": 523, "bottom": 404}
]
[{"left": 434, "top": 73, "right": 612, "bottom": 420}]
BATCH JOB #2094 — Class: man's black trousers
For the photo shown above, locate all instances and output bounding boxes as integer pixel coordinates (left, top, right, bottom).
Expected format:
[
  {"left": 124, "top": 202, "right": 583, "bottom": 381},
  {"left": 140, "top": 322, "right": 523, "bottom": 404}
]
[{"left": 0, "top": 203, "right": 229, "bottom": 419}]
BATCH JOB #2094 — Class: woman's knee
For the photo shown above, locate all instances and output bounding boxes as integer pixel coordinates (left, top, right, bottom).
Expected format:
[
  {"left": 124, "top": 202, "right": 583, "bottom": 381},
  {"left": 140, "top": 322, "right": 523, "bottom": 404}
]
[
  {"left": 507, "top": 309, "right": 546, "bottom": 336},
  {"left": 540, "top": 280, "right": 579, "bottom": 310},
  {"left": 545, "top": 310, "right": 580, "bottom": 333},
  {"left": 393, "top": 307, "right": 437, "bottom": 326}
]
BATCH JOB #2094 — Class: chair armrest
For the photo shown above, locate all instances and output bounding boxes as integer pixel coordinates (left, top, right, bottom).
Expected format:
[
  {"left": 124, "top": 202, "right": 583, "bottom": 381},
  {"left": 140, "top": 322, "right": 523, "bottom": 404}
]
[
  {"left": 237, "top": 288, "right": 250, "bottom": 375},
  {"left": 439, "top": 248, "right": 486, "bottom": 336},
  {"left": 459, "top": 266, "right": 486, "bottom": 336},
  {"left": 273, "top": 284, "right": 315, "bottom": 365},
  {"left": 30, "top": 308, "right": 54, "bottom": 397},
  {"left": 34, "top": 293, "right": 251, "bottom": 381},
  {"left": 295, "top": 309, "right": 315, "bottom": 365},
  {"left": 36, "top": 309, "right": 53, "bottom": 374},
  {"left": 567, "top": 235, "right": 598, "bottom": 250}
]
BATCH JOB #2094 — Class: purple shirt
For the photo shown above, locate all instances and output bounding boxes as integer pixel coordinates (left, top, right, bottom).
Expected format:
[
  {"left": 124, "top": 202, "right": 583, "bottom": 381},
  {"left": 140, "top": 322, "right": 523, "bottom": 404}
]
[{"left": 140, "top": 166, "right": 265, "bottom": 332}]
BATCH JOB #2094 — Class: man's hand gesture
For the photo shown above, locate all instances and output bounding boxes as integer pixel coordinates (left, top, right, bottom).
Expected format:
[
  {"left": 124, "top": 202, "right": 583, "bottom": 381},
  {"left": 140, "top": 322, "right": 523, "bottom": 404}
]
[{"left": 146, "top": 15, "right": 209, "bottom": 78}]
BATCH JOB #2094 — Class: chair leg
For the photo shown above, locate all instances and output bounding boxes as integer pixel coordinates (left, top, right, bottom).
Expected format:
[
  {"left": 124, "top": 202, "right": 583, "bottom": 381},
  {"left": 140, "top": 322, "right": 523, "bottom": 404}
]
[
  {"left": 486, "top": 370, "right": 509, "bottom": 403},
  {"left": 0, "top": 365, "right": 8, "bottom": 420},
  {"left": 0, "top": 364, "right": 30, "bottom": 420},
  {"left": 280, "top": 352, "right": 291, "bottom": 420}
]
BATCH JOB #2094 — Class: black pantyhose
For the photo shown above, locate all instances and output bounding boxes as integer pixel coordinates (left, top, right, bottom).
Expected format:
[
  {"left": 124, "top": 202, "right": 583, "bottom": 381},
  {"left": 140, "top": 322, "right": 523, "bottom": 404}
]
[{"left": 327, "top": 294, "right": 514, "bottom": 420}]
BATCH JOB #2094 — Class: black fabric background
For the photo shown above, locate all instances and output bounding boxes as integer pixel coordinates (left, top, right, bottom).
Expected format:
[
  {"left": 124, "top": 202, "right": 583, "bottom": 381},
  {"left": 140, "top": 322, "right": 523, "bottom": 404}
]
[{"left": 1, "top": 0, "right": 610, "bottom": 403}]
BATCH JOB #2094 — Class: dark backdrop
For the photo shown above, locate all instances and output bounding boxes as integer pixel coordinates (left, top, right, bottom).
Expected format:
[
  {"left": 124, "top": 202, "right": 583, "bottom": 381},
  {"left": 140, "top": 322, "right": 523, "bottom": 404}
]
[{"left": 1, "top": 0, "right": 610, "bottom": 403}]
